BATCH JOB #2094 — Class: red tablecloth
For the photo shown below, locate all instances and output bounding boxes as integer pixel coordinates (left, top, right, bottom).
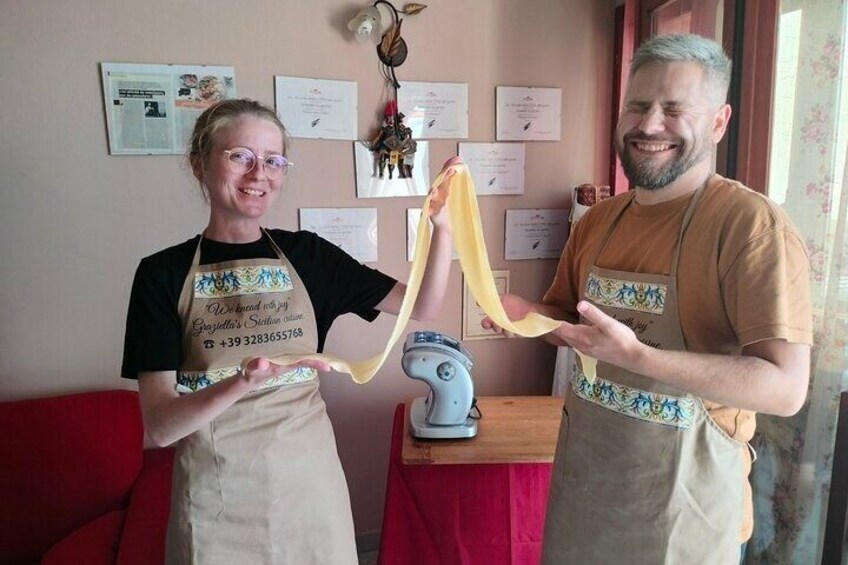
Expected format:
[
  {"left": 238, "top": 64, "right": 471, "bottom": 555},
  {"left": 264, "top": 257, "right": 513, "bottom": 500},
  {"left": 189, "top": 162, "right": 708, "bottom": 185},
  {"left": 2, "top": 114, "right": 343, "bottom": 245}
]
[{"left": 378, "top": 404, "right": 553, "bottom": 565}]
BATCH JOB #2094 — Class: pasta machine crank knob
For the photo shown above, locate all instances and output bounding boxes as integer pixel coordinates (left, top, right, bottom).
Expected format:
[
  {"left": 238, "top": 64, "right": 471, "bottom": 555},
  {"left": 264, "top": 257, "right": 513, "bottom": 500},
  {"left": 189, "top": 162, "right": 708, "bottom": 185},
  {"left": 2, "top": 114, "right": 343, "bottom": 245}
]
[{"left": 436, "top": 361, "right": 456, "bottom": 381}]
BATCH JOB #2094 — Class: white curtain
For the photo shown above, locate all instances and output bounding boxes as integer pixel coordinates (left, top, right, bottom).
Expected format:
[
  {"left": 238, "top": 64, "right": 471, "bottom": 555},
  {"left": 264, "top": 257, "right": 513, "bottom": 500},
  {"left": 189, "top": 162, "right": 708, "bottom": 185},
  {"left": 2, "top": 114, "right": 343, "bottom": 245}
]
[{"left": 746, "top": 0, "right": 848, "bottom": 562}]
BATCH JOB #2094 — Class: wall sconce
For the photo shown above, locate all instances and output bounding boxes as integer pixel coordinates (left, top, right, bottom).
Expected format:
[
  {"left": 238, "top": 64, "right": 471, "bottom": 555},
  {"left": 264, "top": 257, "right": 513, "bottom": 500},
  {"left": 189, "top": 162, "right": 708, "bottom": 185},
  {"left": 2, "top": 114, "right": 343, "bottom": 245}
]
[
  {"left": 348, "top": 2, "right": 427, "bottom": 88},
  {"left": 348, "top": 1, "right": 427, "bottom": 179}
]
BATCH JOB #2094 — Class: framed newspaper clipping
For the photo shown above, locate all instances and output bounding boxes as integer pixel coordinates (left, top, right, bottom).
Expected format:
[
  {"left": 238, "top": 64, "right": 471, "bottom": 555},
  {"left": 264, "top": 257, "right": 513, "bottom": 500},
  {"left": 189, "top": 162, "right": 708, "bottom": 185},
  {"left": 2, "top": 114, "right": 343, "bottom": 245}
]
[{"left": 101, "top": 62, "right": 236, "bottom": 155}]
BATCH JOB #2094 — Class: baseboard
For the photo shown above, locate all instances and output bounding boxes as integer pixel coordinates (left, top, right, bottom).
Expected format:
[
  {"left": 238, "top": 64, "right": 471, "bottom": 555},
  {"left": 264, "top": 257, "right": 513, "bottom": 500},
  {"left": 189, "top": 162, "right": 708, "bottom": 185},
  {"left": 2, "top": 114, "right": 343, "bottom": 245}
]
[{"left": 356, "top": 530, "right": 381, "bottom": 553}]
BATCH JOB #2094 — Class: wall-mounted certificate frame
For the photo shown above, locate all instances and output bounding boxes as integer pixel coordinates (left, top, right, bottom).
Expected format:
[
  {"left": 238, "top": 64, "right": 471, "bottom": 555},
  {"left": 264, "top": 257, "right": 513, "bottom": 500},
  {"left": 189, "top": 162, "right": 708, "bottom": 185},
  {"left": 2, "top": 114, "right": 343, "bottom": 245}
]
[
  {"left": 458, "top": 142, "right": 525, "bottom": 195},
  {"left": 397, "top": 81, "right": 469, "bottom": 139},
  {"left": 462, "top": 270, "right": 510, "bottom": 341},
  {"left": 496, "top": 86, "right": 562, "bottom": 141},
  {"left": 354, "top": 141, "right": 430, "bottom": 198},
  {"left": 504, "top": 209, "right": 569, "bottom": 260},
  {"left": 298, "top": 208, "right": 378, "bottom": 263},
  {"left": 274, "top": 76, "right": 357, "bottom": 140}
]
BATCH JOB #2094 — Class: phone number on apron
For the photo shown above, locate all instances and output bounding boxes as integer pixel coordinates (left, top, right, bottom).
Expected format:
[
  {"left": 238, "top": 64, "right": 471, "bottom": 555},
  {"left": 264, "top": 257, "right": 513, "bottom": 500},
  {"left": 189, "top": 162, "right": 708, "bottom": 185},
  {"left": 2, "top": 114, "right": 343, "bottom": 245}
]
[{"left": 218, "top": 328, "right": 304, "bottom": 348}]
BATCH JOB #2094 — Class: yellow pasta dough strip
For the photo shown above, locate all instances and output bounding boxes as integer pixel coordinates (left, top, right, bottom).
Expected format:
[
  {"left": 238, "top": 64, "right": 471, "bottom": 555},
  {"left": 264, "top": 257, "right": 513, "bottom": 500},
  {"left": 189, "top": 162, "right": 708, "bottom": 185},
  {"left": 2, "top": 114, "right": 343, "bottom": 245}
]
[
  {"left": 249, "top": 165, "right": 597, "bottom": 384},
  {"left": 575, "top": 351, "right": 597, "bottom": 383}
]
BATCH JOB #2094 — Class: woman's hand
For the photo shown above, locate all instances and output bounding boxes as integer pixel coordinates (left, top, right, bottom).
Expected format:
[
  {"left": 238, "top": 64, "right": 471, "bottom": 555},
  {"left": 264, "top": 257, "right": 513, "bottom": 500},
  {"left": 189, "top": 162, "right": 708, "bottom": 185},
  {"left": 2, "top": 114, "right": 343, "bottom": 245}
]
[
  {"left": 242, "top": 356, "right": 332, "bottom": 385},
  {"left": 138, "top": 355, "right": 334, "bottom": 448},
  {"left": 428, "top": 156, "right": 462, "bottom": 229}
]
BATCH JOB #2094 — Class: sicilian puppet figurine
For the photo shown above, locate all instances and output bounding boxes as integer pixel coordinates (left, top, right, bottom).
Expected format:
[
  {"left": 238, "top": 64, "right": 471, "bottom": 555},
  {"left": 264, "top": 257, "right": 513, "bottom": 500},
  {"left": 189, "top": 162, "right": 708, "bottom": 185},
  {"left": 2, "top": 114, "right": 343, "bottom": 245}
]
[
  {"left": 397, "top": 112, "right": 416, "bottom": 179},
  {"left": 369, "top": 101, "right": 416, "bottom": 179}
]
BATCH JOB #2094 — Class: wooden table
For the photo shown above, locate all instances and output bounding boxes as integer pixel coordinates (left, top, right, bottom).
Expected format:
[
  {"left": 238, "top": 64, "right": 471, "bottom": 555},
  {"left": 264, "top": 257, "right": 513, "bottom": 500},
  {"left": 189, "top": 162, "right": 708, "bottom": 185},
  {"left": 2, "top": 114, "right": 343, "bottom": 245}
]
[{"left": 401, "top": 395, "right": 564, "bottom": 465}]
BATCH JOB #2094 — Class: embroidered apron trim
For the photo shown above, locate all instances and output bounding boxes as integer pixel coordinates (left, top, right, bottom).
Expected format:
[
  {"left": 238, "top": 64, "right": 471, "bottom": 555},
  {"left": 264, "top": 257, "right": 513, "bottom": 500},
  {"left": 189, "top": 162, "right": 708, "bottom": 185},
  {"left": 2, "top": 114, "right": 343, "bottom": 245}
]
[
  {"left": 193, "top": 265, "right": 294, "bottom": 298},
  {"left": 585, "top": 272, "right": 667, "bottom": 314},
  {"left": 572, "top": 372, "right": 696, "bottom": 429},
  {"left": 177, "top": 365, "right": 317, "bottom": 392}
]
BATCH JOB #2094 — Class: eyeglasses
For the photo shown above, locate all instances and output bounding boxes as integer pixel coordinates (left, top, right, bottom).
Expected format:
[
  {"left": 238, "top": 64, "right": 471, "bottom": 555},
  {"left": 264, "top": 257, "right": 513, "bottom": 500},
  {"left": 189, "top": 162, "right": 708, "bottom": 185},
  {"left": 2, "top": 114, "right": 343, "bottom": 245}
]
[{"left": 223, "top": 147, "right": 292, "bottom": 179}]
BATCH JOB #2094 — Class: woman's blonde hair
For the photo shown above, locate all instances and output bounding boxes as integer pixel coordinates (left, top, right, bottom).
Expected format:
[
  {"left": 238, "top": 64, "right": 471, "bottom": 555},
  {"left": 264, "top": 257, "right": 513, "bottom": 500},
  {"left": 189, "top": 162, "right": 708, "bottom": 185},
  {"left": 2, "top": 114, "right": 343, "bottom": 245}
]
[{"left": 187, "top": 99, "right": 290, "bottom": 199}]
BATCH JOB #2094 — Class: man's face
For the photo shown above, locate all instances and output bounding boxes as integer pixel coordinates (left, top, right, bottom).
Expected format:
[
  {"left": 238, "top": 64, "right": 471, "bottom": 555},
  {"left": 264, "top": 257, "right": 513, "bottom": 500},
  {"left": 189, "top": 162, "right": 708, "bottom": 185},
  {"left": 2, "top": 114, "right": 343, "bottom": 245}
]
[{"left": 615, "top": 61, "right": 729, "bottom": 190}]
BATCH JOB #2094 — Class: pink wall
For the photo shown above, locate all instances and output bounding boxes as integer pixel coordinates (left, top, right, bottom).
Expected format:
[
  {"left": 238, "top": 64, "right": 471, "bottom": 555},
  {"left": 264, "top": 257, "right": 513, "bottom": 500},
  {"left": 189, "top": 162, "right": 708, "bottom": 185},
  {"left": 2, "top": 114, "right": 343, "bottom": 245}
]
[{"left": 0, "top": 0, "right": 614, "bottom": 537}]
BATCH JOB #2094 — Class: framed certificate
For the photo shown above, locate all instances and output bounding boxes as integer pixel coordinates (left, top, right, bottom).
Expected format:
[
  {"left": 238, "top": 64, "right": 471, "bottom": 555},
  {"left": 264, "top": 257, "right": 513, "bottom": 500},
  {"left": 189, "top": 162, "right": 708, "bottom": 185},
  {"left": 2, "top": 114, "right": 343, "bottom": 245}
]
[
  {"left": 458, "top": 142, "right": 525, "bottom": 195},
  {"left": 496, "top": 86, "right": 562, "bottom": 141},
  {"left": 397, "top": 81, "right": 469, "bottom": 139},
  {"left": 275, "top": 76, "right": 357, "bottom": 140},
  {"left": 298, "top": 208, "right": 378, "bottom": 263},
  {"left": 504, "top": 209, "right": 569, "bottom": 260}
]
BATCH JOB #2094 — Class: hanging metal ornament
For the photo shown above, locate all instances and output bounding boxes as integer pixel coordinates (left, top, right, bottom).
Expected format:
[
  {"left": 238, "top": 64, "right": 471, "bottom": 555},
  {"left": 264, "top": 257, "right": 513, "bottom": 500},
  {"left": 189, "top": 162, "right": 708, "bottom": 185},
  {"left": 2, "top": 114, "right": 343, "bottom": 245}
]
[{"left": 377, "top": 19, "right": 407, "bottom": 69}]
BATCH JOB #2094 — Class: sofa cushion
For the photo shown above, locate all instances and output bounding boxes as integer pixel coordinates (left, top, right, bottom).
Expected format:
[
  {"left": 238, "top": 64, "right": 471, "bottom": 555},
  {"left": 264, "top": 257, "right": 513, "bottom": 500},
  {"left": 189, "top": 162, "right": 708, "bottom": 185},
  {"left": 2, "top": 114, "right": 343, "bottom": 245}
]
[
  {"left": 41, "top": 510, "right": 126, "bottom": 565},
  {"left": 0, "top": 390, "right": 144, "bottom": 564},
  {"left": 117, "top": 447, "right": 175, "bottom": 565}
]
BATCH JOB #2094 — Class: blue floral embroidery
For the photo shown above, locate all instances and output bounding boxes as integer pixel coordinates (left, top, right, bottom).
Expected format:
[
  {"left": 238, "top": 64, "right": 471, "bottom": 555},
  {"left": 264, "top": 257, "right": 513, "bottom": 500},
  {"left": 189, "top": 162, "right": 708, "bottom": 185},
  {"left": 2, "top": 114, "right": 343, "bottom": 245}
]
[
  {"left": 572, "top": 373, "right": 695, "bottom": 429},
  {"left": 194, "top": 265, "right": 294, "bottom": 298},
  {"left": 584, "top": 273, "right": 666, "bottom": 314},
  {"left": 195, "top": 270, "right": 240, "bottom": 297},
  {"left": 178, "top": 365, "right": 316, "bottom": 393},
  {"left": 177, "top": 372, "right": 215, "bottom": 391},
  {"left": 255, "top": 266, "right": 292, "bottom": 291}
]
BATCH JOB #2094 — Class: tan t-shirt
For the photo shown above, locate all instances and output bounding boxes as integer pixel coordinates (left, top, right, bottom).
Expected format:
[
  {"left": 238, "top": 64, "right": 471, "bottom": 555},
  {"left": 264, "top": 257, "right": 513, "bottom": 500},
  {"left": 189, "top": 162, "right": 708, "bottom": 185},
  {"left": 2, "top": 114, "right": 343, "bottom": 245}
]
[{"left": 544, "top": 174, "right": 813, "bottom": 540}]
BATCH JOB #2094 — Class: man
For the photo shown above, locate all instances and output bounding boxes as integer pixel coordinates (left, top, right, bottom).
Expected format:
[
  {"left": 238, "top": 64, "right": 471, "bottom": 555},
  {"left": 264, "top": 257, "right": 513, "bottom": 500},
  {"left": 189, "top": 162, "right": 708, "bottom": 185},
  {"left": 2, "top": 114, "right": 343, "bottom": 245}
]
[{"left": 484, "top": 34, "right": 812, "bottom": 563}]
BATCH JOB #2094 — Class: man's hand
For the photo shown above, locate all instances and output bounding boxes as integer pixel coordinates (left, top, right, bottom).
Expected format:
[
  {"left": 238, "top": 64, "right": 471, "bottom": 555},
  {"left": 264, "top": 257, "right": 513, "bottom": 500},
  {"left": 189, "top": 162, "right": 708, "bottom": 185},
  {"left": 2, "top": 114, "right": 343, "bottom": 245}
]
[
  {"left": 481, "top": 293, "right": 538, "bottom": 337},
  {"left": 553, "top": 300, "right": 645, "bottom": 370}
]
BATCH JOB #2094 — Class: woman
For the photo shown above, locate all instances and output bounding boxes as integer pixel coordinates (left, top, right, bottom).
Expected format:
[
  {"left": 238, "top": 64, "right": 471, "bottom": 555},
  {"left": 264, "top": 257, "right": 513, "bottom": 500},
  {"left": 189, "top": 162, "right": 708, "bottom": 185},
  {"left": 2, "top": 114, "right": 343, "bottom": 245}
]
[{"left": 121, "top": 98, "right": 455, "bottom": 564}]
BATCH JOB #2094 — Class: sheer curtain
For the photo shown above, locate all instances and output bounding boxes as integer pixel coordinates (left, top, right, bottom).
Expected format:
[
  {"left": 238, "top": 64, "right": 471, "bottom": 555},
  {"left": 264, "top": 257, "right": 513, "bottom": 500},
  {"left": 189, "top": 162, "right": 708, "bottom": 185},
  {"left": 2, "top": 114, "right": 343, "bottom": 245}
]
[{"left": 746, "top": 0, "right": 848, "bottom": 562}]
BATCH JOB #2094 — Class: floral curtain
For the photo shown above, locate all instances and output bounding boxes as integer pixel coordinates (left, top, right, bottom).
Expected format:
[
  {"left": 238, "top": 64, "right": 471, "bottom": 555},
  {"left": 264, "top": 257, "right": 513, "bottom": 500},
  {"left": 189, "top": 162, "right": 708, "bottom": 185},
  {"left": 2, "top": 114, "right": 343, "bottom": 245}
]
[{"left": 746, "top": 0, "right": 848, "bottom": 562}]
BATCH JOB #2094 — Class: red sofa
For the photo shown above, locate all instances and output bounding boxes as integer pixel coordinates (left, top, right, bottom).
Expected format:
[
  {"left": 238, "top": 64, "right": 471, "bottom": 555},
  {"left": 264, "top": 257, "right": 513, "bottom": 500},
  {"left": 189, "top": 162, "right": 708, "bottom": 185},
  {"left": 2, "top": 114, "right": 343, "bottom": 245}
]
[{"left": 0, "top": 390, "right": 173, "bottom": 565}]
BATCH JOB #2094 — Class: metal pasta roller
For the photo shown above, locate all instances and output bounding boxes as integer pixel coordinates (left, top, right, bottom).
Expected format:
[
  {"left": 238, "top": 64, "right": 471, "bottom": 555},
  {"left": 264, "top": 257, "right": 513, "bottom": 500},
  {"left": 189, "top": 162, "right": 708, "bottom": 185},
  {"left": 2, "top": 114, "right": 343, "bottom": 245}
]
[{"left": 401, "top": 331, "right": 479, "bottom": 439}]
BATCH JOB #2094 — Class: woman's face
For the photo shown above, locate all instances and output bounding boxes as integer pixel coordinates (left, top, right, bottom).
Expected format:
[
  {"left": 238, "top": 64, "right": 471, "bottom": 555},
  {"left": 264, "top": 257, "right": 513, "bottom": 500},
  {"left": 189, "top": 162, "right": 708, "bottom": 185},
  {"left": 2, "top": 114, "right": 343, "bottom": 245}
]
[{"left": 198, "top": 115, "right": 285, "bottom": 223}]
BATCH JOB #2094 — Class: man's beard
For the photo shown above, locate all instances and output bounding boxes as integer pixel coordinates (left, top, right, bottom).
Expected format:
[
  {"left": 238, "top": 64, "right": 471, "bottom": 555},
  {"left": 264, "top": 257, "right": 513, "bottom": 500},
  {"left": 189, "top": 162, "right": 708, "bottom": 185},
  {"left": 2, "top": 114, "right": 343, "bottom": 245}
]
[{"left": 615, "top": 134, "right": 707, "bottom": 190}]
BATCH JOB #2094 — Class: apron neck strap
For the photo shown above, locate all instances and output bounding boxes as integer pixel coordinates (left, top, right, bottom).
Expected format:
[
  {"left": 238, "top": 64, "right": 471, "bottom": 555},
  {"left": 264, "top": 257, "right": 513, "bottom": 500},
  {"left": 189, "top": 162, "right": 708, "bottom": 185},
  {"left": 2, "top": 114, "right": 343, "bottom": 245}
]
[
  {"left": 587, "top": 179, "right": 709, "bottom": 277},
  {"left": 669, "top": 182, "right": 707, "bottom": 278},
  {"left": 192, "top": 228, "right": 286, "bottom": 267}
]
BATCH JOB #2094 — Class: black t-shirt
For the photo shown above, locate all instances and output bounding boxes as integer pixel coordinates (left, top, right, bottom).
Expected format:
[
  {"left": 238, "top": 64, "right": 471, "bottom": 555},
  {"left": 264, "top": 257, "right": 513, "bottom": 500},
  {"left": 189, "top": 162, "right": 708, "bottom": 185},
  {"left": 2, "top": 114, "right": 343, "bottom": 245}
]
[{"left": 121, "top": 229, "right": 397, "bottom": 379}]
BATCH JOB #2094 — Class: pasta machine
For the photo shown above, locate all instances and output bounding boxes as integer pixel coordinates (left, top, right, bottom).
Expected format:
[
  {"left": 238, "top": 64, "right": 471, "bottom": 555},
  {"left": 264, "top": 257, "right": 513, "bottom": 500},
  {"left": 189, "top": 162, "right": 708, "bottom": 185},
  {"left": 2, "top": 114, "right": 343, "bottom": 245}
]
[{"left": 401, "top": 331, "right": 478, "bottom": 439}]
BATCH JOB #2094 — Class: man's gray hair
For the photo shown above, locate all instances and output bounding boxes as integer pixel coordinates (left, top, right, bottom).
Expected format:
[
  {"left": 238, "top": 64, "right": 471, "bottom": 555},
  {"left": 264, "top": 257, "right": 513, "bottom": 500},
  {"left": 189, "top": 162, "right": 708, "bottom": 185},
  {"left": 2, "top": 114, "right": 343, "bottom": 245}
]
[{"left": 630, "top": 34, "right": 732, "bottom": 103}]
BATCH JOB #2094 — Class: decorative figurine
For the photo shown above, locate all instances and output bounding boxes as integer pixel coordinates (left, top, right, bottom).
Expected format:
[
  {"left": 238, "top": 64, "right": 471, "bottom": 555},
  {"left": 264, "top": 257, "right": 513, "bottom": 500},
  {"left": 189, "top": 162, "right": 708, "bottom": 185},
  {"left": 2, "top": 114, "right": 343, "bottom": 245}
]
[
  {"left": 397, "top": 112, "right": 416, "bottom": 179},
  {"left": 369, "top": 101, "right": 416, "bottom": 179}
]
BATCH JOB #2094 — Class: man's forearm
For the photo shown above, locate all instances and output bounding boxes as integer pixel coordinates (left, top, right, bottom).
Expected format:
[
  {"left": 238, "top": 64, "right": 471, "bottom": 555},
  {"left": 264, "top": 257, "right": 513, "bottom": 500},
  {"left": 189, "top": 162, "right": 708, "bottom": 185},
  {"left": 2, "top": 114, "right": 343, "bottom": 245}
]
[
  {"left": 626, "top": 342, "right": 810, "bottom": 416},
  {"left": 554, "top": 302, "right": 810, "bottom": 417}
]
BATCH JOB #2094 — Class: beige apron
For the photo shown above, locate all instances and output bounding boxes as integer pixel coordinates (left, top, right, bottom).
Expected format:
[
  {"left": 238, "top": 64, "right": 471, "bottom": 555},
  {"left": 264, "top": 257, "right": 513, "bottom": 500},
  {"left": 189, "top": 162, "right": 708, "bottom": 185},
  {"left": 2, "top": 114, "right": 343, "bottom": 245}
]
[
  {"left": 165, "top": 230, "right": 357, "bottom": 565},
  {"left": 542, "top": 189, "right": 745, "bottom": 564}
]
